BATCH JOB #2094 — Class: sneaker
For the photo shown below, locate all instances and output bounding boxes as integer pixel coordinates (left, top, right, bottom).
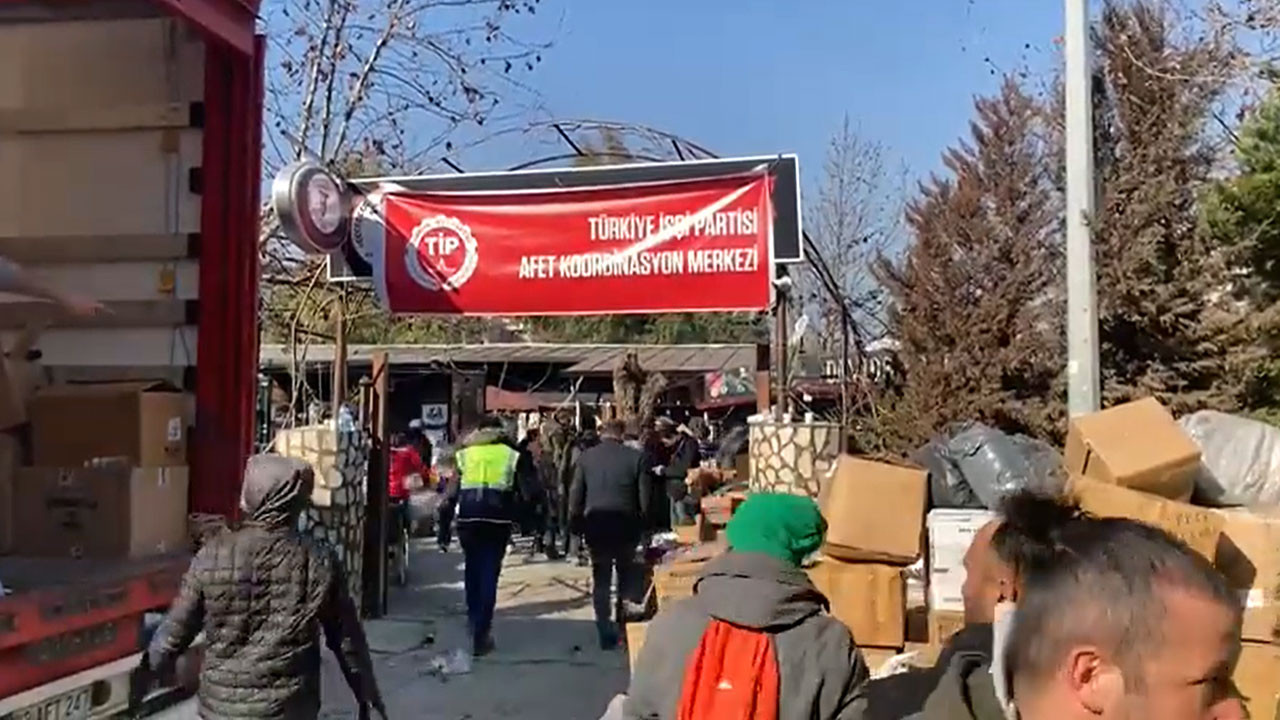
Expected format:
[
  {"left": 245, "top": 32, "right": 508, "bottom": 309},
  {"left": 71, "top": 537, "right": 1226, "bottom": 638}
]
[{"left": 473, "top": 635, "right": 496, "bottom": 657}]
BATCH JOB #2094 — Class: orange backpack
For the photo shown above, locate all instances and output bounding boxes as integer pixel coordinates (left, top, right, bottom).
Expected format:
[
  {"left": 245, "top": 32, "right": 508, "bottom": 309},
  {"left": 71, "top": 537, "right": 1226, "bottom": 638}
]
[{"left": 676, "top": 619, "right": 780, "bottom": 720}]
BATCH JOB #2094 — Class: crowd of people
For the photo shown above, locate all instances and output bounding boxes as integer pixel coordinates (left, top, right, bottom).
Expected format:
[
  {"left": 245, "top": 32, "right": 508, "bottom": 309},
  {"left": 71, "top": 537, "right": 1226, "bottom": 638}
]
[
  {"left": 139, "top": 413, "right": 1249, "bottom": 720},
  {"left": 442, "top": 414, "right": 717, "bottom": 654}
]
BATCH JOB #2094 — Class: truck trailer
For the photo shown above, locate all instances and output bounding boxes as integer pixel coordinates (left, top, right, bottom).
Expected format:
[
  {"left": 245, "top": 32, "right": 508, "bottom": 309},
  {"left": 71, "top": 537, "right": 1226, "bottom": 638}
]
[{"left": 0, "top": 0, "right": 262, "bottom": 716}]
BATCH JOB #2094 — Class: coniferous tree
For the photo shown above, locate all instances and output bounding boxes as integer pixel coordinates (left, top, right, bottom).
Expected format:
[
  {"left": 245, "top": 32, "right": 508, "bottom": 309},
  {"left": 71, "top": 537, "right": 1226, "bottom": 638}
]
[
  {"left": 1089, "top": 0, "right": 1246, "bottom": 412},
  {"left": 878, "top": 78, "right": 1063, "bottom": 448}
]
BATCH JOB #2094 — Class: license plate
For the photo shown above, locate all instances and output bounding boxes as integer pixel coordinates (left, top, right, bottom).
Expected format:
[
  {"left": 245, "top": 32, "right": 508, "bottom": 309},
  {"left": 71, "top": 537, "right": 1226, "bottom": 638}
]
[{"left": 12, "top": 687, "right": 91, "bottom": 720}]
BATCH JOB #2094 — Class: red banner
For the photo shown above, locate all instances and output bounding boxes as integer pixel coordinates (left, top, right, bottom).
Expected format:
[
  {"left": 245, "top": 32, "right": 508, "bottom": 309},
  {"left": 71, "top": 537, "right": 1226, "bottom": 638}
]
[{"left": 376, "top": 174, "right": 773, "bottom": 315}]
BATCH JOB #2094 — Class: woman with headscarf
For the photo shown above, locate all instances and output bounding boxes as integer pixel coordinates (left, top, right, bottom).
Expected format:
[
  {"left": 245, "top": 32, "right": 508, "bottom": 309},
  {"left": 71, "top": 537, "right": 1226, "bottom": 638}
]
[
  {"left": 146, "top": 454, "right": 386, "bottom": 720},
  {"left": 624, "top": 493, "right": 870, "bottom": 720}
]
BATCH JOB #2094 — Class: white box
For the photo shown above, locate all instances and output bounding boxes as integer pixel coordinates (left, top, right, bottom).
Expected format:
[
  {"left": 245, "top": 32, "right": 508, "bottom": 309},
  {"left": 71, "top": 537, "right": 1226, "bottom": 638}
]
[{"left": 927, "top": 509, "right": 997, "bottom": 612}]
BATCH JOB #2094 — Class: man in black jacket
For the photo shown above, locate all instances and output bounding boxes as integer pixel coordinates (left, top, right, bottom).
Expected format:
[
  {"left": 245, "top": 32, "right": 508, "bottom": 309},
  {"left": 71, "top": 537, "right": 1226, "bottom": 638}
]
[
  {"left": 653, "top": 418, "right": 700, "bottom": 527},
  {"left": 570, "top": 419, "right": 651, "bottom": 649},
  {"left": 147, "top": 454, "right": 384, "bottom": 720},
  {"left": 866, "top": 491, "right": 1084, "bottom": 720}
]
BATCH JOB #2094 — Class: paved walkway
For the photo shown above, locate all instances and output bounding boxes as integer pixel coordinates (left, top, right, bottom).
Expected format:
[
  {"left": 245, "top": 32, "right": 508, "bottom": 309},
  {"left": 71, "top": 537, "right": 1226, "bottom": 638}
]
[{"left": 154, "top": 537, "right": 629, "bottom": 720}]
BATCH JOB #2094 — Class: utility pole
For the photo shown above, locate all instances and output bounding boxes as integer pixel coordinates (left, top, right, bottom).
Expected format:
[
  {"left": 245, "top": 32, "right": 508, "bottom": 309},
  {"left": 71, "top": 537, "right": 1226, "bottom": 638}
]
[{"left": 1065, "top": 0, "right": 1101, "bottom": 416}]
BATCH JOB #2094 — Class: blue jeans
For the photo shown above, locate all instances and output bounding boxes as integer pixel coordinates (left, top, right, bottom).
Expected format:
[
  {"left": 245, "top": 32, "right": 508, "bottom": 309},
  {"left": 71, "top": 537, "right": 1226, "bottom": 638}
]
[
  {"left": 670, "top": 495, "right": 696, "bottom": 527},
  {"left": 457, "top": 522, "right": 511, "bottom": 645}
]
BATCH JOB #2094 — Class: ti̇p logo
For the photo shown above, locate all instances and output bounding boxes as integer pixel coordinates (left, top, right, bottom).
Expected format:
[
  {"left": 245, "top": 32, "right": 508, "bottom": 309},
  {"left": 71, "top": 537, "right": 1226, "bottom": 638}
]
[{"left": 405, "top": 215, "right": 479, "bottom": 292}]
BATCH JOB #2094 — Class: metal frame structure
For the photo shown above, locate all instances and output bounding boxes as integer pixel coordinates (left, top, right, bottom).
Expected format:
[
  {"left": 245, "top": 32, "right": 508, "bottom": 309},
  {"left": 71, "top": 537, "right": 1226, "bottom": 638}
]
[{"left": 325, "top": 121, "right": 870, "bottom": 429}]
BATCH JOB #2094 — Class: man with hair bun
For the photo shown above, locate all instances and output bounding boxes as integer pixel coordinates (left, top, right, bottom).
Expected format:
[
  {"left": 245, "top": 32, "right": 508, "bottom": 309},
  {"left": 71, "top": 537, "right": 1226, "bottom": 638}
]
[
  {"left": 910, "top": 513, "right": 1244, "bottom": 720},
  {"left": 868, "top": 491, "right": 1085, "bottom": 720}
]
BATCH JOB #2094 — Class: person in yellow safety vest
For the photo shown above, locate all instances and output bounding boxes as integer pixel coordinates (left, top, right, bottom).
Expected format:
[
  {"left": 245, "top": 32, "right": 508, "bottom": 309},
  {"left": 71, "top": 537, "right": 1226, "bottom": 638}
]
[{"left": 452, "top": 414, "right": 536, "bottom": 656}]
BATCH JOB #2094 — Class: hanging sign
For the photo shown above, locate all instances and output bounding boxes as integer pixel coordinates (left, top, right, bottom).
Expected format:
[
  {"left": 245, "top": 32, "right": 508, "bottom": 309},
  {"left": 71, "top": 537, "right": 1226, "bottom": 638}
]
[
  {"left": 271, "top": 161, "right": 352, "bottom": 254},
  {"left": 367, "top": 174, "right": 774, "bottom": 316}
]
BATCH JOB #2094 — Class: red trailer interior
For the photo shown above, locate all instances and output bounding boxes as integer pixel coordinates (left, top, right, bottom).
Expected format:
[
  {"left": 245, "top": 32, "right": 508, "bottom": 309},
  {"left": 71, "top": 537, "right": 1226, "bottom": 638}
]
[{"left": 0, "top": 0, "right": 262, "bottom": 708}]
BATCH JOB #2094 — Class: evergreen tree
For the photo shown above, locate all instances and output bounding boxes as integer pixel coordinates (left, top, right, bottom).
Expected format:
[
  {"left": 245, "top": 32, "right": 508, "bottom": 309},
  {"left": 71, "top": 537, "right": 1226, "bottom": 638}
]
[
  {"left": 878, "top": 78, "right": 1063, "bottom": 448},
  {"left": 1089, "top": 0, "right": 1245, "bottom": 412},
  {"left": 1202, "top": 83, "right": 1280, "bottom": 416}
]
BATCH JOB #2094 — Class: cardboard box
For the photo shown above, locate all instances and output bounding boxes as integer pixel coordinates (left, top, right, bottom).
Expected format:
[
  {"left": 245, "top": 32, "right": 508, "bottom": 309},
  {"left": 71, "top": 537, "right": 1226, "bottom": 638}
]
[
  {"left": 808, "top": 559, "right": 906, "bottom": 648},
  {"left": 906, "top": 602, "right": 930, "bottom": 644},
  {"left": 652, "top": 541, "right": 724, "bottom": 608},
  {"left": 821, "top": 455, "right": 928, "bottom": 564},
  {"left": 1064, "top": 397, "right": 1199, "bottom": 500},
  {"left": 1071, "top": 475, "right": 1223, "bottom": 560},
  {"left": 1235, "top": 642, "right": 1280, "bottom": 720},
  {"left": 653, "top": 561, "right": 703, "bottom": 608},
  {"left": 0, "top": 433, "right": 19, "bottom": 554},
  {"left": 1214, "top": 509, "right": 1280, "bottom": 643},
  {"left": 0, "top": 327, "right": 45, "bottom": 431},
  {"left": 929, "top": 610, "right": 966, "bottom": 646},
  {"left": 12, "top": 465, "right": 189, "bottom": 558},
  {"left": 927, "top": 509, "right": 998, "bottom": 613},
  {"left": 29, "top": 381, "right": 189, "bottom": 467},
  {"left": 626, "top": 622, "right": 648, "bottom": 672},
  {"left": 674, "top": 524, "right": 700, "bottom": 545},
  {"left": 697, "top": 513, "right": 719, "bottom": 543},
  {"left": 700, "top": 492, "right": 746, "bottom": 526}
]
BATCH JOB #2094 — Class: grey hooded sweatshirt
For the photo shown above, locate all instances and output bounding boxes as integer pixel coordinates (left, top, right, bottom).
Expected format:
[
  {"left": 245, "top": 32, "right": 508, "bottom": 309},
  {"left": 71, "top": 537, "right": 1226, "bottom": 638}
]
[{"left": 625, "top": 552, "right": 870, "bottom": 720}]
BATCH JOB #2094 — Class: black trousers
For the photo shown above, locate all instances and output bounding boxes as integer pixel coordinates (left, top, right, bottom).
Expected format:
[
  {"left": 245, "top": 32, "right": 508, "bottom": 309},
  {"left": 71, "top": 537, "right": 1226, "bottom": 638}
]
[
  {"left": 587, "top": 537, "right": 638, "bottom": 639},
  {"left": 437, "top": 497, "right": 456, "bottom": 549}
]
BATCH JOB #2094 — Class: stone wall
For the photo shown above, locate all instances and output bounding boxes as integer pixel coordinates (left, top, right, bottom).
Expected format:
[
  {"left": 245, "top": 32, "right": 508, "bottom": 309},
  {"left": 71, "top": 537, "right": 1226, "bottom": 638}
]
[
  {"left": 274, "top": 423, "right": 370, "bottom": 613},
  {"left": 748, "top": 419, "right": 842, "bottom": 498}
]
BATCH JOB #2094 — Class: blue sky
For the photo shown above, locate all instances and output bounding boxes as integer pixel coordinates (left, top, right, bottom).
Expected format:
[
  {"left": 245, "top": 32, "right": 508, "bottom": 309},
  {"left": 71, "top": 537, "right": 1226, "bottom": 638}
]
[{"left": 458, "top": 1, "right": 1064, "bottom": 190}]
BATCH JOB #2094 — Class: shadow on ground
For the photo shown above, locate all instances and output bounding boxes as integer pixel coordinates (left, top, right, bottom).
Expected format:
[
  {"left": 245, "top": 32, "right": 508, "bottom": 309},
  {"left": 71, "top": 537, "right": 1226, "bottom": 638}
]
[{"left": 316, "top": 535, "right": 629, "bottom": 720}]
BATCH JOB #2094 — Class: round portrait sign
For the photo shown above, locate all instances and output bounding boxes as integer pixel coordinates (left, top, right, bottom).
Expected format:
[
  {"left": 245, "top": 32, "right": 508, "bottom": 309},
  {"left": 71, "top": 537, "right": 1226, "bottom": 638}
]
[{"left": 272, "top": 161, "right": 352, "bottom": 254}]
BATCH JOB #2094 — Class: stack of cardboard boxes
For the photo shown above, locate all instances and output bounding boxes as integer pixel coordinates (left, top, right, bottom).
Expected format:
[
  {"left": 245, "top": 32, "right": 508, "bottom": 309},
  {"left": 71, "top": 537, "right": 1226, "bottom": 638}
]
[
  {"left": 811, "top": 456, "right": 929, "bottom": 667},
  {"left": 924, "top": 507, "right": 995, "bottom": 646},
  {"left": 0, "top": 381, "right": 191, "bottom": 561},
  {"left": 635, "top": 397, "right": 1280, "bottom": 710},
  {"left": 1065, "top": 398, "right": 1278, "bottom": 720},
  {"left": 0, "top": 330, "right": 44, "bottom": 555}
]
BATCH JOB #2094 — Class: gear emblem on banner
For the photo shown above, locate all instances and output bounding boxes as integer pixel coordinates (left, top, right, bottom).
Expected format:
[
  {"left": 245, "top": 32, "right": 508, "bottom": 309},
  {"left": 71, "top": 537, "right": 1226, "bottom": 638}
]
[{"left": 405, "top": 214, "right": 479, "bottom": 292}]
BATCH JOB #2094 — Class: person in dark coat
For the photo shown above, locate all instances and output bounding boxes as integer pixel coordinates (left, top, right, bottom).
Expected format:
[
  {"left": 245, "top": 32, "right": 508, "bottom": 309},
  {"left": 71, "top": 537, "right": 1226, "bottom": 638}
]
[
  {"left": 570, "top": 419, "right": 651, "bottom": 648},
  {"left": 653, "top": 418, "right": 700, "bottom": 527},
  {"left": 638, "top": 426, "right": 671, "bottom": 532},
  {"left": 146, "top": 454, "right": 384, "bottom": 720},
  {"left": 867, "top": 491, "right": 1085, "bottom": 720},
  {"left": 558, "top": 423, "right": 600, "bottom": 563},
  {"left": 517, "top": 428, "right": 558, "bottom": 559}
]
